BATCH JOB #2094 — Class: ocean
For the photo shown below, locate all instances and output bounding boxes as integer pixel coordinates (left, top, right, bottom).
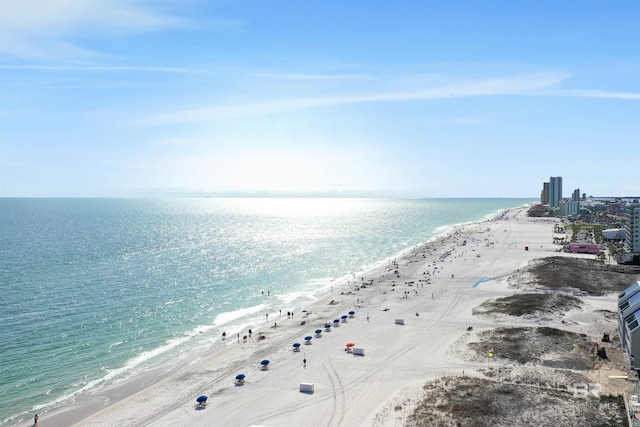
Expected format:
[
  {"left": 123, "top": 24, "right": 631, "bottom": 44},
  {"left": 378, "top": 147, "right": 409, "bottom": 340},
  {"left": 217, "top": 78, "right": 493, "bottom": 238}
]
[{"left": 0, "top": 198, "right": 534, "bottom": 425}]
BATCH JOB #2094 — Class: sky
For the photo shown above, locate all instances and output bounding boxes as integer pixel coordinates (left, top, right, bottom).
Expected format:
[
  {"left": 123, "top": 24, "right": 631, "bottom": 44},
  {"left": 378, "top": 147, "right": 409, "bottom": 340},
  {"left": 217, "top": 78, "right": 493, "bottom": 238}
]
[{"left": 0, "top": 0, "right": 638, "bottom": 198}]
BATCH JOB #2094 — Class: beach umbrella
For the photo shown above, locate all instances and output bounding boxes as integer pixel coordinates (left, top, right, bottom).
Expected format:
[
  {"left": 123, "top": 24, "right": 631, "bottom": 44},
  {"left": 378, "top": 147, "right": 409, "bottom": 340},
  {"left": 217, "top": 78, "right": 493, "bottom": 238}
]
[
  {"left": 196, "top": 395, "right": 208, "bottom": 404},
  {"left": 236, "top": 374, "right": 246, "bottom": 380},
  {"left": 346, "top": 342, "right": 355, "bottom": 348},
  {"left": 348, "top": 310, "right": 355, "bottom": 316},
  {"left": 304, "top": 336, "right": 313, "bottom": 343},
  {"left": 315, "top": 329, "right": 322, "bottom": 334},
  {"left": 293, "top": 342, "right": 301, "bottom": 348},
  {"left": 341, "top": 315, "right": 348, "bottom": 322},
  {"left": 260, "top": 359, "right": 270, "bottom": 366}
]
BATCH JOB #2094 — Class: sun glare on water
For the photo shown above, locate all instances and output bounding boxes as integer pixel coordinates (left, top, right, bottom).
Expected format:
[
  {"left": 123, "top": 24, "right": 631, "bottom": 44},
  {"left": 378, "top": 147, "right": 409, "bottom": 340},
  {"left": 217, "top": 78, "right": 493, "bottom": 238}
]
[{"left": 237, "top": 198, "right": 361, "bottom": 218}]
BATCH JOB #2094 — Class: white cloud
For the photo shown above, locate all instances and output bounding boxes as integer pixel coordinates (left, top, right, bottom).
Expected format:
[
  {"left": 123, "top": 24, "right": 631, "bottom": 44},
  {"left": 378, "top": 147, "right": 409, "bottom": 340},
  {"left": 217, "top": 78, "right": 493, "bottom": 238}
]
[{"left": 0, "top": 0, "right": 188, "bottom": 60}]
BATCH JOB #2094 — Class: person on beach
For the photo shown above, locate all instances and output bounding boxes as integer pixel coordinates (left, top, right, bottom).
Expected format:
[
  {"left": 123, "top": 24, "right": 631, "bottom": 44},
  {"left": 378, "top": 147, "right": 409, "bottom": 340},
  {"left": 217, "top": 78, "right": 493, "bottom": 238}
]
[
  {"left": 34, "top": 414, "right": 38, "bottom": 426},
  {"left": 303, "top": 358, "right": 307, "bottom": 368}
]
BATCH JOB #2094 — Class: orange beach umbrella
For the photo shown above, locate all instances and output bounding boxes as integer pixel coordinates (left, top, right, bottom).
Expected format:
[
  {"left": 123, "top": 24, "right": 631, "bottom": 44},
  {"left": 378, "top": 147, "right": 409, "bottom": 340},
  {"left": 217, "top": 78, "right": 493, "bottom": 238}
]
[{"left": 346, "top": 342, "right": 355, "bottom": 348}]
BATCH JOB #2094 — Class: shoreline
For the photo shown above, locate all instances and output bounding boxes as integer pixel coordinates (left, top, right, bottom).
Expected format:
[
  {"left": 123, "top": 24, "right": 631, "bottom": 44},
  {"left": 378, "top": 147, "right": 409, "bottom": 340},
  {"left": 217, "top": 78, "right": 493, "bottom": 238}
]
[{"left": 24, "top": 205, "right": 581, "bottom": 427}]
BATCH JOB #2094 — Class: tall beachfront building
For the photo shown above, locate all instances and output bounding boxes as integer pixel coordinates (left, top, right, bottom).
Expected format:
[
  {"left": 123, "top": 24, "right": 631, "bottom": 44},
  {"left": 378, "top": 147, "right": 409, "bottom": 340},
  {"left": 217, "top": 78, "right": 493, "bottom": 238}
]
[
  {"left": 549, "top": 176, "right": 562, "bottom": 208},
  {"left": 624, "top": 203, "right": 640, "bottom": 256},
  {"left": 541, "top": 182, "right": 550, "bottom": 205},
  {"left": 572, "top": 188, "right": 581, "bottom": 201}
]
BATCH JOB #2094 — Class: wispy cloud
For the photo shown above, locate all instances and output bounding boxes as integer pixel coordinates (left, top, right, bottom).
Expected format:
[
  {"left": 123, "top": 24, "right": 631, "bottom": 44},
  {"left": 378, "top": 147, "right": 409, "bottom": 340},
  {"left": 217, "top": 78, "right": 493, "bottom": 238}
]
[
  {"left": 426, "top": 118, "right": 491, "bottom": 126},
  {"left": 249, "top": 72, "right": 373, "bottom": 81},
  {"left": 130, "top": 73, "right": 569, "bottom": 126},
  {"left": 0, "top": 66, "right": 366, "bottom": 80},
  {"left": 129, "top": 72, "right": 640, "bottom": 127},
  {"left": 551, "top": 89, "right": 640, "bottom": 100},
  {"left": 0, "top": 64, "right": 200, "bottom": 73},
  {"left": 151, "top": 137, "right": 210, "bottom": 146},
  {"left": 0, "top": 0, "right": 193, "bottom": 60}
]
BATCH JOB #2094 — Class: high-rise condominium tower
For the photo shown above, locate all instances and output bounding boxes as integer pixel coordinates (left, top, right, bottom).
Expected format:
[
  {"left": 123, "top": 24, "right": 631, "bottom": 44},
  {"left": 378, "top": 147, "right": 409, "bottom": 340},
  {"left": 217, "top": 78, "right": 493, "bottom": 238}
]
[{"left": 549, "top": 176, "right": 562, "bottom": 208}]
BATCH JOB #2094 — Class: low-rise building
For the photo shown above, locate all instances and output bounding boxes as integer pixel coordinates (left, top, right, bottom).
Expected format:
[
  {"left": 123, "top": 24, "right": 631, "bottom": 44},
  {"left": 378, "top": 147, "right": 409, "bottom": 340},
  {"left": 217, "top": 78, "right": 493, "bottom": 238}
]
[
  {"left": 568, "top": 243, "right": 600, "bottom": 254},
  {"left": 603, "top": 228, "right": 626, "bottom": 240}
]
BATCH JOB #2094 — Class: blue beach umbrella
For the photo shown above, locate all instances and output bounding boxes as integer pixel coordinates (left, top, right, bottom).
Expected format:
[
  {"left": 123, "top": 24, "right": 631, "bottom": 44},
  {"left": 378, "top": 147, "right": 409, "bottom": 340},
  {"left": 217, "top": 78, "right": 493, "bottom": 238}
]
[
  {"left": 260, "top": 359, "right": 270, "bottom": 366},
  {"left": 236, "top": 373, "right": 245, "bottom": 380},
  {"left": 304, "top": 336, "right": 312, "bottom": 344},
  {"left": 341, "top": 315, "right": 348, "bottom": 321},
  {"left": 333, "top": 319, "right": 340, "bottom": 324},
  {"left": 348, "top": 310, "right": 355, "bottom": 316},
  {"left": 196, "top": 395, "right": 208, "bottom": 404},
  {"left": 293, "top": 342, "right": 301, "bottom": 348},
  {"left": 315, "top": 329, "right": 322, "bottom": 334}
]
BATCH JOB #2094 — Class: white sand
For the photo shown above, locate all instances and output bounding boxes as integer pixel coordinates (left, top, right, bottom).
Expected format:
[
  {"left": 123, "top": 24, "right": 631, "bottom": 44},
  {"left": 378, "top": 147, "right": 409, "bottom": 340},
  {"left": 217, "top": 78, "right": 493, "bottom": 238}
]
[{"left": 35, "top": 208, "right": 612, "bottom": 427}]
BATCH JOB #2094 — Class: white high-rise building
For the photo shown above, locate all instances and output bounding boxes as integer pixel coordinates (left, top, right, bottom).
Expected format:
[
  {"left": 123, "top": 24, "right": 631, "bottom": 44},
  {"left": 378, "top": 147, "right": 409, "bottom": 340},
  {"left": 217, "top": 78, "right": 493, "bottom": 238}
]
[{"left": 560, "top": 200, "right": 580, "bottom": 216}]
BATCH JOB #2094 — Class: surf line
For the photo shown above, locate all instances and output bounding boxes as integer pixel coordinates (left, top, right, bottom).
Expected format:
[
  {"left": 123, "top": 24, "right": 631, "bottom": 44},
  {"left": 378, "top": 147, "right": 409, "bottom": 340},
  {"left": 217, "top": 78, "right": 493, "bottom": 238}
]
[{"left": 472, "top": 277, "right": 496, "bottom": 288}]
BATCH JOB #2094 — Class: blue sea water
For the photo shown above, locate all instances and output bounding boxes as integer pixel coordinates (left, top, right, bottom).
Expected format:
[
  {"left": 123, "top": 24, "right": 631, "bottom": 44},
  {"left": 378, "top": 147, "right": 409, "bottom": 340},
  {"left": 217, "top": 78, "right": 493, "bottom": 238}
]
[{"left": 0, "top": 198, "right": 534, "bottom": 425}]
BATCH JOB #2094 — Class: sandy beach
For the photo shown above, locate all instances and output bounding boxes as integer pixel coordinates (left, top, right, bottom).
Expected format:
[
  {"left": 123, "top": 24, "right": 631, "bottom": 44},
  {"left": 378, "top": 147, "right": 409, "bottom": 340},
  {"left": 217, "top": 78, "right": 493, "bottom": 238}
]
[{"left": 32, "top": 207, "right": 628, "bottom": 427}]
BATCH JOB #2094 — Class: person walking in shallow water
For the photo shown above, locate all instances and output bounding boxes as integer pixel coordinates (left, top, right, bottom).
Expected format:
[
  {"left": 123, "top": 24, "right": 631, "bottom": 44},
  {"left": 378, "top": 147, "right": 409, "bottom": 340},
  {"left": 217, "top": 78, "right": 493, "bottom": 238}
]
[{"left": 34, "top": 414, "right": 38, "bottom": 426}]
